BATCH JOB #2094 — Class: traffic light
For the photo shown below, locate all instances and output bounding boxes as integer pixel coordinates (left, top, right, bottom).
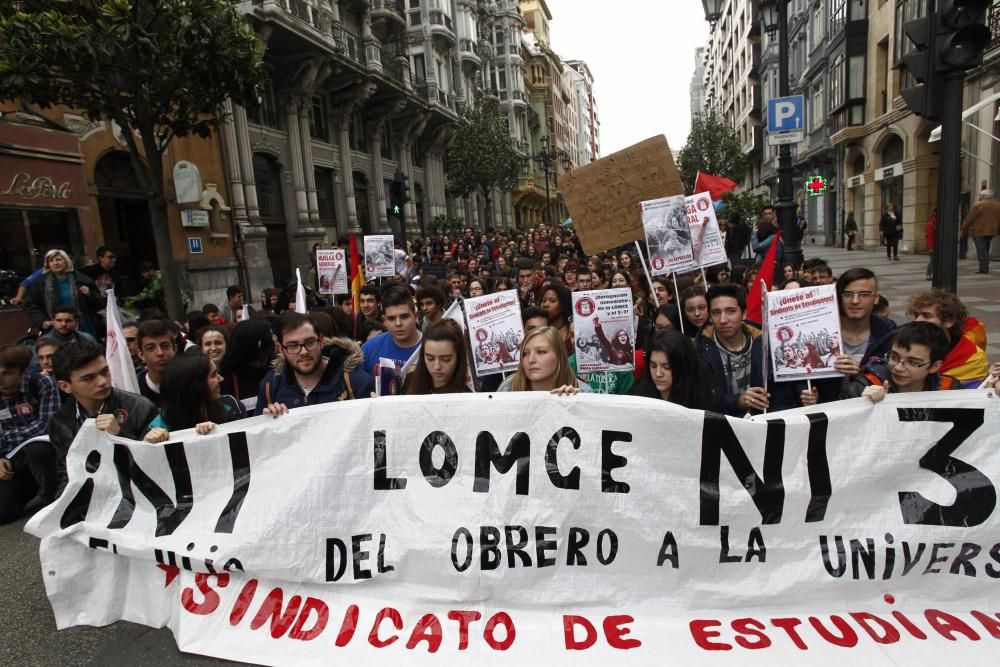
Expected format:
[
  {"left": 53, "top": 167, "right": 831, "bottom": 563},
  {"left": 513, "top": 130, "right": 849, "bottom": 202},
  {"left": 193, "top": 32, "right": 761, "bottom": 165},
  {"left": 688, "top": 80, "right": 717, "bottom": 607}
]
[
  {"left": 898, "top": 12, "right": 942, "bottom": 119},
  {"left": 389, "top": 169, "right": 409, "bottom": 218},
  {"left": 936, "top": 1, "right": 991, "bottom": 72}
]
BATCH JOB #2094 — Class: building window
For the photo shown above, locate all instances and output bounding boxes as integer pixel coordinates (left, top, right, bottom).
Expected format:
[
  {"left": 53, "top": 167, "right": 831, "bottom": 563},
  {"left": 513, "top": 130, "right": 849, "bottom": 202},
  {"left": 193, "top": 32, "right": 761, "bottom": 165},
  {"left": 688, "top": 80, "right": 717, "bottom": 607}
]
[
  {"left": 349, "top": 111, "right": 367, "bottom": 152},
  {"left": 249, "top": 77, "right": 279, "bottom": 129},
  {"left": 830, "top": 53, "right": 845, "bottom": 110},
  {"left": 848, "top": 54, "right": 865, "bottom": 98},
  {"left": 315, "top": 168, "right": 336, "bottom": 227},
  {"left": 812, "top": 84, "right": 824, "bottom": 130},
  {"left": 811, "top": 1, "right": 825, "bottom": 47},
  {"left": 309, "top": 96, "right": 328, "bottom": 141},
  {"left": 0, "top": 208, "right": 83, "bottom": 290},
  {"left": 830, "top": 0, "right": 846, "bottom": 34},
  {"left": 894, "top": 0, "right": 925, "bottom": 64}
]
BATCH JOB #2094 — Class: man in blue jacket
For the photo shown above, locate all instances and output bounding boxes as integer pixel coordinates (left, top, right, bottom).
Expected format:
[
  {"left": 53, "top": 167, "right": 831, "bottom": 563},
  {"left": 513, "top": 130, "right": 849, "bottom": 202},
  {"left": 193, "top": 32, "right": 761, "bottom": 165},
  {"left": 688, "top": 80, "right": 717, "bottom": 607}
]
[
  {"left": 697, "top": 284, "right": 768, "bottom": 416},
  {"left": 256, "top": 312, "right": 373, "bottom": 416}
]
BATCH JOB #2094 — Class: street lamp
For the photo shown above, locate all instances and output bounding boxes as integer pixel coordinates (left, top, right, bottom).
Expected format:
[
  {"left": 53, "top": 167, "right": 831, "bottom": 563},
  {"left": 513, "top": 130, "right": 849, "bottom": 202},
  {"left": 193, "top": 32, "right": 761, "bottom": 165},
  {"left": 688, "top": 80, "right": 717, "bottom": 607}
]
[
  {"left": 754, "top": 0, "right": 802, "bottom": 268},
  {"left": 532, "top": 137, "right": 566, "bottom": 227},
  {"left": 701, "top": 0, "right": 724, "bottom": 28}
]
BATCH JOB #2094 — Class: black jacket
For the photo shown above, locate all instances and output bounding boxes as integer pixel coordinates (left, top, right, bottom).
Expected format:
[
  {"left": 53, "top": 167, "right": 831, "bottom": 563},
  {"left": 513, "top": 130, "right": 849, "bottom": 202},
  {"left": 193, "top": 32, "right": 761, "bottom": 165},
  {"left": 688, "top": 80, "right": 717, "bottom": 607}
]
[
  {"left": 24, "top": 270, "right": 101, "bottom": 334},
  {"left": 48, "top": 388, "right": 158, "bottom": 494},
  {"left": 697, "top": 323, "right": 765, "bottom": 417}
]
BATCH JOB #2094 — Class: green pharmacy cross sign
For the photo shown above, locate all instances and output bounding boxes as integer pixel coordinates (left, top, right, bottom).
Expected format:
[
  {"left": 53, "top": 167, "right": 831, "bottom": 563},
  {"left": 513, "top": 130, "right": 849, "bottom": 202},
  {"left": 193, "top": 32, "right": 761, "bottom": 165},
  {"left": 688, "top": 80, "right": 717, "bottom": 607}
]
[{"left": 806, "top": 175, "right": 829, "bottom": 197}]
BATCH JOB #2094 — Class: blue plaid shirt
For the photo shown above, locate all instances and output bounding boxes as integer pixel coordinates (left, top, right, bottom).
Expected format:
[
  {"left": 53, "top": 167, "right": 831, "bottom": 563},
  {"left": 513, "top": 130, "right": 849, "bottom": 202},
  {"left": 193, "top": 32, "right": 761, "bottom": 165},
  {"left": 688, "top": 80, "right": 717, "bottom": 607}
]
[{"left": 0, "top": 372, "right": 60, "bottom": 457}]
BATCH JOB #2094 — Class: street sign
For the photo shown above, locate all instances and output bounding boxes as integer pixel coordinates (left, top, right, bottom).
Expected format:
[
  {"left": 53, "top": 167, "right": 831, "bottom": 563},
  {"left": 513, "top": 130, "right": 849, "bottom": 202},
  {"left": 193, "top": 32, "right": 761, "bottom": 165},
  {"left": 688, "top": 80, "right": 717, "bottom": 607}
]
[
  {"left": 187, "top": 237, "right": 203, "bottom": 254},
  {"left": 767, "top": 130, "right": 803, "bottom": 146},
  {"left": 180, "top": 209, "right": 210, "bottom": 227},
  {"left": 767, "top": 95, "right": 805, "bottom": 133}
]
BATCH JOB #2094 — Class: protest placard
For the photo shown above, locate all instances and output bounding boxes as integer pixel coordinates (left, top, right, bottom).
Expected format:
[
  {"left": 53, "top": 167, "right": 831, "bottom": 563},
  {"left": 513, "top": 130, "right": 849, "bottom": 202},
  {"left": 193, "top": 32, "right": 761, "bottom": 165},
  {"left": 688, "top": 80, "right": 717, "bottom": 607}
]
[
  {"left": 571, "top": 288, "right": 635, "bottom": 374},
  {"left": 641, "top": 195, "right": 696, "bottom": 275},
  {"left": 465, "top": 289, "right": 523, "bottom": 376},
  {"left": 767, "top": 284, "right": 843, "bottom": 382},
  {"left": 561, "top": 135, "right": 684, "bottom": 255},
  {"left": 364, "top": 235, "right": 395, "bottom": 278},
  {"left": 28, "top": 391, "right": 1000, "bottom": 663},
  {"left": 316, "top": 249, "right": 347, "bottom": 295},
  {"left": 685, "top": 192, "right": 728, "bottom": 268}
]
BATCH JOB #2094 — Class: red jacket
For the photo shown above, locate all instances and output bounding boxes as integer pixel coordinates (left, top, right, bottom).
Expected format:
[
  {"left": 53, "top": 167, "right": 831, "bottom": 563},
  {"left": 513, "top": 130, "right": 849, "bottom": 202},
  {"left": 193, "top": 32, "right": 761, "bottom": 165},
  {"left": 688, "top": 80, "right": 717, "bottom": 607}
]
[{"left": 925, "top": 213, "right": 937, "bottom": 251}]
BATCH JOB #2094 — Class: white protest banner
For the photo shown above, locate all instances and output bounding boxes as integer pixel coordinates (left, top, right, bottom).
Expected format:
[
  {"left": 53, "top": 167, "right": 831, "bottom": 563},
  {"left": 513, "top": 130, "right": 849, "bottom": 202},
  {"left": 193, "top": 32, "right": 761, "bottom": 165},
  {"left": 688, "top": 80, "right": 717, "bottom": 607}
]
[
  {"left": 767, "top": 284, "right": 843, "bottom": 382},
  {"left": 26, "top": 391, "right": 1000, "bottom": 664},
  {"left": 571, "top": 288, "right": 635, "bottom": 374},
  {"left": 685, "top": 192, "right": 728, "bottom": 268},
  {"left": 465, "top": 289, "right": 523, "bottom": 376},
  {"left": 364, "top": 235, "right": 396, "bottom": 278},
  {"left": 640, "top": 195, "right": 696, "bottom": 275},
  {"left": 316, "top": 249, "right": 347, "bottom": 295}
]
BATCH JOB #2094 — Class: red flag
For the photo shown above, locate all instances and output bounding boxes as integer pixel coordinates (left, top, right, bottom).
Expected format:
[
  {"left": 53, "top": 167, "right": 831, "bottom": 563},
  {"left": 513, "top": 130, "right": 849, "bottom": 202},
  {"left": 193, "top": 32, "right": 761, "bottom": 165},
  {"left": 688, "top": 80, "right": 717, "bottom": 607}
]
[
  {"left": 349, "top": 234, "right": 364, "bottom": 314},
  {"left": 694, "top": 172, "right": 738, "bottom": 201},
  {"left": 746, "top": 231, "right": 780, "bottom": 325}
]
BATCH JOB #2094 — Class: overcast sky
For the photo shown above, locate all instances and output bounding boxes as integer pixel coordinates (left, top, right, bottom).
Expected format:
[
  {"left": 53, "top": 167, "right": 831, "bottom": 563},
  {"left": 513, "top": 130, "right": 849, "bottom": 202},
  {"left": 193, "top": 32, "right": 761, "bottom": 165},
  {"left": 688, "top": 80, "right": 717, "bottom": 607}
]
[{"left": 544, "top": 0, "right": 709, "bottom": 156}]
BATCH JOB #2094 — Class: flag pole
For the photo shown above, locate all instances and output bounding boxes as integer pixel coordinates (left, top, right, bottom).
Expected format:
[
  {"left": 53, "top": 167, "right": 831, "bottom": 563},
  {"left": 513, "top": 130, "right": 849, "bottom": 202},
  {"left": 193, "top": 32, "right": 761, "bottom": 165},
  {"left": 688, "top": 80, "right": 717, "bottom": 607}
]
[
  {"left": 671, "top": 272, "right": 684, "bottom": 335},
  {"left": 634, "top": 240, "right": 659, "bottom": 309}
]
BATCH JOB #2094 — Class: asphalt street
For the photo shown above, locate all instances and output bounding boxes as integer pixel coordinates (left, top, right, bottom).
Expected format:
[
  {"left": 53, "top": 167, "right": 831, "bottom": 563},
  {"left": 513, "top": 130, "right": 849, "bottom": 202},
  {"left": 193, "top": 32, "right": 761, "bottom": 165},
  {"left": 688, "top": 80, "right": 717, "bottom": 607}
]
[{"left": 2, "top": 241, "right": 995, "bottom": 665}]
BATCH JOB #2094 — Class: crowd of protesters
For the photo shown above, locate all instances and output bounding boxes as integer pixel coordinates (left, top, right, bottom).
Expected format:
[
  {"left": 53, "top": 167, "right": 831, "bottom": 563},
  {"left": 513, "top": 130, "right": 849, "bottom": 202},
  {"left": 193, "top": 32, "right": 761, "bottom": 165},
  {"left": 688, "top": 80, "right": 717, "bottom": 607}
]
[{"left": 1, "top": 208, "right": 998, "bottom": 525}]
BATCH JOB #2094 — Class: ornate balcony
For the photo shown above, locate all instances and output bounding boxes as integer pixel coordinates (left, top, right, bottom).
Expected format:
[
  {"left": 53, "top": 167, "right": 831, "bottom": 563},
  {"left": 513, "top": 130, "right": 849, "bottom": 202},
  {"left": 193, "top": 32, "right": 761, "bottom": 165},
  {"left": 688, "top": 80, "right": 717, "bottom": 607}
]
[
  {"left": 369, "top": 0, "right": 406, "bottom": 40},
  {"left": 459, "top": 38, "right": 481, "bottom": 68},
  {"left": 428, "top": 8, "right": 456, "bottom": 47},
  {"left": 987, "top": 2, "right": 1000, "bottom": 60}
]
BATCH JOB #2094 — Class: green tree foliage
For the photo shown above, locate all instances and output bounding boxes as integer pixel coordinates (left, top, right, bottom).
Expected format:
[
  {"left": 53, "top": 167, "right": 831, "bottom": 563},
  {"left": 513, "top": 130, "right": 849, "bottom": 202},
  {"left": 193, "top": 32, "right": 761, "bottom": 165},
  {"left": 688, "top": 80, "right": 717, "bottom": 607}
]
[
  {"left": 677, "top": 111, "right": 748, "bottom": 194},
  {"left": 446, "top": 95, "right": 522, "bottom": 226},
  {"left": 0, "top": 0, "right": 263, "bottom": 318},
  {"left": 721, "top": 189, "right": 765, "bottom": 227}
]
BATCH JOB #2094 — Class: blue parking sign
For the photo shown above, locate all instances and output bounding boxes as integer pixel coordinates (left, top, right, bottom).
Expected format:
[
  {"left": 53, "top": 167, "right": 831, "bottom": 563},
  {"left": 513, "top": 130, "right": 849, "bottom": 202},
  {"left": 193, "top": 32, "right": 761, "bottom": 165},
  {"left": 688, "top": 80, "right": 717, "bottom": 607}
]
[
  {"left": 188, "top": 237, "right": 203, "bottom": 254},
  {"left": 767, "top": 95, "right": 805, "bottom": 133}
]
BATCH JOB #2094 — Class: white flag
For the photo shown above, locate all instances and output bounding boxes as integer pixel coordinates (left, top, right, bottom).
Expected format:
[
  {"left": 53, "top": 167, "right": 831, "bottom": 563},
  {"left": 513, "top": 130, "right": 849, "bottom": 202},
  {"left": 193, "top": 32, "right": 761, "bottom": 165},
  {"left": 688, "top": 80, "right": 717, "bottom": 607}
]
[
  {"left": 294, "top": 268, "right": 307, "bottom": 314},
  {"left": 104, "top": 289, "right": 139, "bottom": 393},
  {"left": 240, "top": 298, "right": 251, "bottom": 322}
]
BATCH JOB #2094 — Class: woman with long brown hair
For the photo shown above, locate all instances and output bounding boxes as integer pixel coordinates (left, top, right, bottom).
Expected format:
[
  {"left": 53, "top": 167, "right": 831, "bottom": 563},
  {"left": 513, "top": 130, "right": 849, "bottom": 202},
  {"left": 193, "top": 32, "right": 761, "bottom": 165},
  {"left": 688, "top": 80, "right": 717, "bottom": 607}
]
[
  {"left": 498, "top": 326, "right": 590, "bottom": 395},
  {"left": 403, "top": 319, "right": 471, "bottom": 394}
]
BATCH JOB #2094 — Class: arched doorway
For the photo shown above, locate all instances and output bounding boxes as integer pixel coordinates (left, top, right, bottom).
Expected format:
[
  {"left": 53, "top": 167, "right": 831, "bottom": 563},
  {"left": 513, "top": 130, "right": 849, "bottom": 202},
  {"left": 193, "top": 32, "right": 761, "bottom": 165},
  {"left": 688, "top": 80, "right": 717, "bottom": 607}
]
[
  {"left": 253, "top": 153, "right": 292, "bottom": 287},
  {"left": 353, "top": 171, "right": 371, "bottom": 233},
  {"left": 879, "top": 135, "right": 904, "bottom": 214},
  {"left": 95, "top": 151, "right": 154, "bottom": 294}
]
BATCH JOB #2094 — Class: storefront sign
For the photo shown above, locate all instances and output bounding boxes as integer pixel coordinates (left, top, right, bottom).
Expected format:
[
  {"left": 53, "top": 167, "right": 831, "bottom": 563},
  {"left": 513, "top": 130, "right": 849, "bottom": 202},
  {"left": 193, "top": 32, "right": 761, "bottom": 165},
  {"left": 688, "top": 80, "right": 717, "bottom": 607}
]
[
  {"left": 181, "top": 210, "right": 210, "bottom": 228},
  {"left": 874, "top": 162, "right": 903, "bottom": 182},
  {"left": 0, "top": 171, "right": 73, "bottom": 201},
  {"left": 846, "top": 174, "right": 866, "bottom": 189}
]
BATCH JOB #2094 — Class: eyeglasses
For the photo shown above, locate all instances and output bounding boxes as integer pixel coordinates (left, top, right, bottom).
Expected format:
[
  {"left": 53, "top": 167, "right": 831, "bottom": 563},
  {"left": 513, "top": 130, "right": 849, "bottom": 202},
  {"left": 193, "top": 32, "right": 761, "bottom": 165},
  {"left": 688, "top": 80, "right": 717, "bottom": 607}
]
[
  {"left": 888, "top": 353, "right": 931, "bottom": 370},
  {"left": 283, "top": 337, "right": 320, "bottom": 354},
  {"left": 841, "top": 290, "right": 876, "bottom": 301}
]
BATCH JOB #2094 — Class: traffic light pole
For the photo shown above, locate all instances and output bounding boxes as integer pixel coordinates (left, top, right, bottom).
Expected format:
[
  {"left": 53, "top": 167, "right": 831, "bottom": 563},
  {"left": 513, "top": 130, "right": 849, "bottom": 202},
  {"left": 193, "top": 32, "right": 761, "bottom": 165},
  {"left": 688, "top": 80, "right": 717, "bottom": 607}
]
[
  {"left": 932, "top": 71, "right": 964, "bottom": 294},
  {"left": 776, "top": 0, "right": 802, "bottom": 268}
]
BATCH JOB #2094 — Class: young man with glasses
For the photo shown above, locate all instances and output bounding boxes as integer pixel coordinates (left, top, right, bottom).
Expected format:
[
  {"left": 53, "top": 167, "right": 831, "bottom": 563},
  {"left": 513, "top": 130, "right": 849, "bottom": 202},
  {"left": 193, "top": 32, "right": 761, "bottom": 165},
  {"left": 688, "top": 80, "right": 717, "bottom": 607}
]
[
  {"left": 841, "top": 321, "right": 955, "bottom": 401},
  {"left": 257, "top": 311, "right": 373, "bottom": 416}
]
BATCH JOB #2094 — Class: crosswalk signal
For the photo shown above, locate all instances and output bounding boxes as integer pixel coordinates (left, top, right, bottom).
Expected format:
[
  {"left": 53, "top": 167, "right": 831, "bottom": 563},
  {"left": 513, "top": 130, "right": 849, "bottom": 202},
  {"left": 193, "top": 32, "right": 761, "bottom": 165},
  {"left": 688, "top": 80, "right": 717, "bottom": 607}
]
[
  {"left": 898, "top": 12, "right": 942, "bottom": 120},
  {"left": 389, "top": 170, "right": 407, "bottom": 219},
  {"left": 936, "top": 1, "right": 991, "bottom": 72}
]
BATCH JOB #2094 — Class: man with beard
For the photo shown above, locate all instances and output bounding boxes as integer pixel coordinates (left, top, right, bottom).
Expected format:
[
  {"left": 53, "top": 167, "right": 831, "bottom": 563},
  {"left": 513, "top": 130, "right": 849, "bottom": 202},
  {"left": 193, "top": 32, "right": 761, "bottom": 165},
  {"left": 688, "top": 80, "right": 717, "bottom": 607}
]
[{"left": 257, "top": 311, "right": 373, "bottom": 415}]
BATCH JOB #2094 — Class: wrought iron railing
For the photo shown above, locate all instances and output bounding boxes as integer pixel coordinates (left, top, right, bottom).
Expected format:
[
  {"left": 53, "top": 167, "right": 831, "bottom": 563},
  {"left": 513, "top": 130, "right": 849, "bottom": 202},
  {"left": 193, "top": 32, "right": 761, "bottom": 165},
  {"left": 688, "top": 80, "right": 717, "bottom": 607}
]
[{"left": 989, "top": 2, "right": 1000, "bottom": 53}]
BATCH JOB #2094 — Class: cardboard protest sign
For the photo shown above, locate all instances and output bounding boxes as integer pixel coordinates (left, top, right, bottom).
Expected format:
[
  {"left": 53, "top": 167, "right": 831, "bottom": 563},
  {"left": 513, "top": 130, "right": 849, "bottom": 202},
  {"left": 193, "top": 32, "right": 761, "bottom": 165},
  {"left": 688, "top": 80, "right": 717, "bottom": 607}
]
[
  {"left": 561, "top": 135, "right": 684, "bottom": 255},
  {"left": 363, "top": 235, "right": 395, "bottom": 278},
  {"left": 571, "top": 288, "right": 636, "bottom": 374},
  {"left": 316, "top": 248, "right": 347, "bottom": 295},
  {"left": 685, "top": 192, "right": 728, "bottom": 268},
  {"left": 641, "top": 195, "right": 696, "bottom": 275},
  {"left": 464, "top": 289, "right": 523, "bottom": 376},
  {"left": 28, "top": 391, "right": 1000, "bottom": 663},
  {"left": 767, "top": 284, "right": 843, "bottom": 381}
]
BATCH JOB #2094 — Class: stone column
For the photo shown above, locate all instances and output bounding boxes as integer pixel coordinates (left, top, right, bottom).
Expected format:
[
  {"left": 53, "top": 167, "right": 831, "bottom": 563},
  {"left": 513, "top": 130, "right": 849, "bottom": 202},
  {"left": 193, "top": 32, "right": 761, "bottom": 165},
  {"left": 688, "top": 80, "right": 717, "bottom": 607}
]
[
  {"left": 286, "top": 99, "right": 309, "bottom": 226},
  {"left": 299, "top": 104, "right": 320, "bottom": 228},
  {"left": 369, "top": 122, "right": 388, "bottom": 234},
  {"left": 219, "top": 101, "right": 247, "bottom": 225},
  {"left": 336, "top": 116, "right": 358, "bottom": 231},
  {"left": 232, "top": 103, "right": 261, "bottom": 226}
]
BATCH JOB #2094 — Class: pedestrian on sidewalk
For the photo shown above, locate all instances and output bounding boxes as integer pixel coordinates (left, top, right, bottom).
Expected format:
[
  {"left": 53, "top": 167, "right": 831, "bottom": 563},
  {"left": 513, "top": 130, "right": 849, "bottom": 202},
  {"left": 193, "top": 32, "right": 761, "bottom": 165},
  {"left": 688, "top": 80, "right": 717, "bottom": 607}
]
[
  {"left": 960, "top": 189, "right": 1000, "bottom": 275},
  {"left": 880, "top": 202, "right": 902, "bottom": 261},
  {"left": 925, "top": 207, "right": 937, "bottom": 280},
  {"left": 845, "top": 211, "right": 858, "bottom": 251}
]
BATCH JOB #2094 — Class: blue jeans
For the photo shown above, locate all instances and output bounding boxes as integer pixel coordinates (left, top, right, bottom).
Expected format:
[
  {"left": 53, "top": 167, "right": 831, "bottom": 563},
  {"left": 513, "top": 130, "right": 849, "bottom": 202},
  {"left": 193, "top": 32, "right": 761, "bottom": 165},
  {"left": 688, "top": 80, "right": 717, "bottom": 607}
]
[{"left": 973, "top": 236, "right": 993, "bottom": 273}]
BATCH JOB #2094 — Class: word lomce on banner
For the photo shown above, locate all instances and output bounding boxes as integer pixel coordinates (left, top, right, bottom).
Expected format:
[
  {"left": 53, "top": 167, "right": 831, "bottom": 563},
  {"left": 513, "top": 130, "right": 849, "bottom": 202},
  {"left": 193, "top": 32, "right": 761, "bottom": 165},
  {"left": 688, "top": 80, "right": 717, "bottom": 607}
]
[
  {"left": 767, "top": 284, "right": 843, "bottom": 382},
  {"left": 572, "top": 288, "right": 636, "bottom": 374},
  {"left": 561, "top": 135, "right": 684, "bottom": 256},
  {"left": 25, "top": 391, "right": 1000, "bottom": 664}
]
